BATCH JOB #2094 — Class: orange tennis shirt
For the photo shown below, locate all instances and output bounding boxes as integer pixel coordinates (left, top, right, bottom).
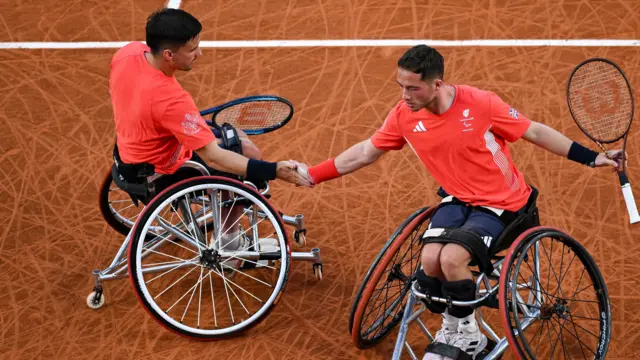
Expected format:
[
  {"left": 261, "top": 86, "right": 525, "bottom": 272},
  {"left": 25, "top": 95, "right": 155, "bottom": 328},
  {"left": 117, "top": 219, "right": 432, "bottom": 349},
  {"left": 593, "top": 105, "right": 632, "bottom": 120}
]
[
  {"left": 109, "top": 42, "right": 215, "bottom": 174},
  {"left": 371, "top": 85, "right": 532, "bottom": 212}
]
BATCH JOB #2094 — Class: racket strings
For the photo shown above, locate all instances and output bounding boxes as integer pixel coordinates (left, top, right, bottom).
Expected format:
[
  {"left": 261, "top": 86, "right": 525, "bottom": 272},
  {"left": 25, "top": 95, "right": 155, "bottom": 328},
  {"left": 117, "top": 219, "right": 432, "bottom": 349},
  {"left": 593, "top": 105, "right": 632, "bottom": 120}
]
[
  {"left": 568, "top": 61, "right": 632, "bottom": 142},
  {"left": 214, "top": 101, "right": 291, "bottom": 131}
]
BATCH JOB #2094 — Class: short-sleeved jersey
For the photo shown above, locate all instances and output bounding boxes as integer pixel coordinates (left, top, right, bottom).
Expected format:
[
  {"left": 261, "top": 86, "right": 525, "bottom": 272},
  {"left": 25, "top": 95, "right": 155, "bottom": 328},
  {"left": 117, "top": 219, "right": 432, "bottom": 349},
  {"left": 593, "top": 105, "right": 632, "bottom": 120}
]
[
  {"left": 109, "top": 42, "right": 215, "bottom": 174},
  {"left": 371, "top": 85, "right": 532, "bottom": 212}
]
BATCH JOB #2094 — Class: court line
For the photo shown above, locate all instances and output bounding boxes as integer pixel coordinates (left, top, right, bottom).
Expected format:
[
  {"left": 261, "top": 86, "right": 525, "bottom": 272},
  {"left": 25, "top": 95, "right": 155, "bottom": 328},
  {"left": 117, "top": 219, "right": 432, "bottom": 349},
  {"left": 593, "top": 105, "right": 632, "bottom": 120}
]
[
  {"left": 0, "top": 39, "right": 639, "bottom": 49},
  {"left": 166, "top": 0, "right": 181, "bottom": 9}
]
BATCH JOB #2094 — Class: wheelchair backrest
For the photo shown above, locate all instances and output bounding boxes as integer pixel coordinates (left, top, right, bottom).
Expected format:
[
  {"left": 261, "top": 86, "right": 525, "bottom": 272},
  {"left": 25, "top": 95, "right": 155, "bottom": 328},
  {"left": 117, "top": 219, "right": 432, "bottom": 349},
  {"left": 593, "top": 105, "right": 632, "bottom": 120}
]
[{"left": 489, "top": 185, "right": 541, "bottom": 255}]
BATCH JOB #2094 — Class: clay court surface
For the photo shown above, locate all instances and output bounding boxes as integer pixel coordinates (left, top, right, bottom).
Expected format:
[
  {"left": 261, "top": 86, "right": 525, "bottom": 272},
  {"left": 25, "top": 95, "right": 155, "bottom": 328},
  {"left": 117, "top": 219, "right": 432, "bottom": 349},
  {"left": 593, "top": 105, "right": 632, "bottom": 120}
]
[{"left": 1, "top": 0, "right": 640, "bottom": 359}]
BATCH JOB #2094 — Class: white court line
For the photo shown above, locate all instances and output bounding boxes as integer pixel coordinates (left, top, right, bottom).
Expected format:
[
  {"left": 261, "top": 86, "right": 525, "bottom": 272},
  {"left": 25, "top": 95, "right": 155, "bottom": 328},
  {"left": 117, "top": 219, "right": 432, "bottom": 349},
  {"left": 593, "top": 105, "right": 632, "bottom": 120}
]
[
  {"left": 166, "top": 0, "right": 181, "bottom": 9},
  {"left": 0, "top": 39, "right": 639, "bottom": 50}
]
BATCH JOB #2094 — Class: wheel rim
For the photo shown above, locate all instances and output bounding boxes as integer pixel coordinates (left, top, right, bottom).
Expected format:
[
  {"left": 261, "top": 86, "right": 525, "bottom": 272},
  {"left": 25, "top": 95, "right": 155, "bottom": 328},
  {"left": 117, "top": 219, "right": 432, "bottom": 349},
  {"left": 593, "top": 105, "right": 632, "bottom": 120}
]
[
  {"left": 130, "top": 181, "right": 289, "bottom": 337},
  {"left": 504, "top": 231, "right": 610, "bottom": 359}
]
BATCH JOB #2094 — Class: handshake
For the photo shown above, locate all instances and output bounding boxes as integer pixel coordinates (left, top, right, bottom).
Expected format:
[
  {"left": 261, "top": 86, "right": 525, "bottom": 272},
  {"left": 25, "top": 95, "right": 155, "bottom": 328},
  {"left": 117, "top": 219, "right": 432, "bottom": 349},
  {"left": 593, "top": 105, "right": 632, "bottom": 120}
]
[{"left": 275, "top": 160, "right": 315, "bottom": 187}]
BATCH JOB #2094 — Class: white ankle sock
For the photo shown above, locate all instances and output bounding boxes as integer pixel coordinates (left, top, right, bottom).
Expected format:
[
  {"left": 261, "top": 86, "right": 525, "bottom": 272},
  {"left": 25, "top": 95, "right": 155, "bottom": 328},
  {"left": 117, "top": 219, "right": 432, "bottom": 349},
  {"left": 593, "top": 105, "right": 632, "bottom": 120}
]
[
  {"left": 458, "top": 312, "right": 478, "bottom": 332},
  {"left": 220, "top": 230, "right": 242, "bottom": 250},
  {"left": 441, "top": 309, "right": 458, "bottom": 332},
  {"left": 222, "top": 230, "right": 240, "bottom": 239}
]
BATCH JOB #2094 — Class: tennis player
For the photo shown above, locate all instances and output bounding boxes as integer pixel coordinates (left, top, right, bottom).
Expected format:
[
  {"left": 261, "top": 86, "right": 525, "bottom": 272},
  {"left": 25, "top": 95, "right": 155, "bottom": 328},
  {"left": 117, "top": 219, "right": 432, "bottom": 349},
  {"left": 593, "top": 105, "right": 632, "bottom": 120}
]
[
  {"left": 109, "top": 8, "right": 312, "bottom": 252},
  {"left": 301, "top": 45, "right": 623, "bottom": 359}
]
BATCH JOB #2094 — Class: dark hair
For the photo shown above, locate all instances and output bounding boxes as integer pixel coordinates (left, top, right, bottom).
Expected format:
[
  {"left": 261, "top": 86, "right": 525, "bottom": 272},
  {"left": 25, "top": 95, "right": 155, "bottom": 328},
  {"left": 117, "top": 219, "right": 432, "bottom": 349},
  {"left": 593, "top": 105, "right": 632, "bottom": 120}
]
[
  {"left": 145, "top": 8, "right": 202, "bottom": 55},
  {"left": 397, "top": 45, "right": 444, "bottom": 81}
]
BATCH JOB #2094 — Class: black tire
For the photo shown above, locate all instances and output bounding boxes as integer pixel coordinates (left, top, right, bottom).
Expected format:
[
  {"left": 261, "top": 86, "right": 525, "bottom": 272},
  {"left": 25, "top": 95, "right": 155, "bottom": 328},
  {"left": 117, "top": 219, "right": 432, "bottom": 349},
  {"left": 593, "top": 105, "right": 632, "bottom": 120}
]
[
  {"left": 349, "top": 207, "right": 433, "bottom": 349},
  {"left": 99, "top": 169, "right": 142, "bottom": 236}
]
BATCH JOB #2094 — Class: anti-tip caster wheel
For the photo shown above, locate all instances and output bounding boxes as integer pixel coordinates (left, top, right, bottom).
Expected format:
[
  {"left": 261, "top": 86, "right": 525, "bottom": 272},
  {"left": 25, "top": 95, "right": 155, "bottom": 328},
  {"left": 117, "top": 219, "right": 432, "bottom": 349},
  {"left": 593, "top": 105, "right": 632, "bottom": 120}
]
[
  {"left": 87, "top": 290, "right": 105, "bottom": 309},
  {"left": 313, "top": 263, "right": 323, "bottom": 281},
  {"left": 294, "top": 229, "right": 307, "bottom": 247}
]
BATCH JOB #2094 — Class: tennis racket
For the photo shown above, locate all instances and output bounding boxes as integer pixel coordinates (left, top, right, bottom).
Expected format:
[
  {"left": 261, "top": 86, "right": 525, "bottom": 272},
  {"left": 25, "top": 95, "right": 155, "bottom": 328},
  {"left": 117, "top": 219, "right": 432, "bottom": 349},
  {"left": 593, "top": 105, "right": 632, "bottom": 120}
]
[
  {"left": 200, "top": 95, "right": 294, "bottom": 135},
  {"left": 566, "top": 57, "right": 640, "bottom": 224}
]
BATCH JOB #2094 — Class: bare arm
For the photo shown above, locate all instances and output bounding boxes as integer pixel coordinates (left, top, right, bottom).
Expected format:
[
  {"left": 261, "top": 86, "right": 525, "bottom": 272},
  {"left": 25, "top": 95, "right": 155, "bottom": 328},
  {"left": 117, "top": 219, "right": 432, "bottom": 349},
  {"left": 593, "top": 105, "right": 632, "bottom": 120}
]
[
  {"left": 195, "top": 140, "right": 313, "bottom": 186},
  {"left": 195, "top": 140, "right": 250, "bottom": 176},
  {"left": 521, "top": 121, "right": 573, "bottom": 156},
  {"left": 334, "top": 138, "right": 386, "bottom": 175},
  {"left": 522, "top": 121, "right": 621, "bottom": 168}
]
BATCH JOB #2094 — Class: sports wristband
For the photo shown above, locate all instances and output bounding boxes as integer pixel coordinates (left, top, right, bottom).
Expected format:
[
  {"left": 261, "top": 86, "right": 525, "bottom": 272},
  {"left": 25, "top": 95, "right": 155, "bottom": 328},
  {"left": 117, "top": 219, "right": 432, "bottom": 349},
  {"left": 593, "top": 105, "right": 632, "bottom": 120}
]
[
  {"left": 246, "top": 159, "right": 277, "bottom": 182},
  {"left": 567, "top": 141, "right": 599, "bottom": 167},
  {"left": 307, "top": 158, "right": 341, "bottom": 184}
]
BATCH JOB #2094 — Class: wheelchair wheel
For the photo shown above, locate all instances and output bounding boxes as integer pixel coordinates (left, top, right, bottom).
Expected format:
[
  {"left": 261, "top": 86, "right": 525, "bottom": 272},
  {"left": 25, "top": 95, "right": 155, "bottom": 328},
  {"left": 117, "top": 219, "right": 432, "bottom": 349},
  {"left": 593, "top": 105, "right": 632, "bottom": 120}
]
[
  {"left": 349, "top": 207, "right": 433, "bottom": 349},
  {"left": 99, "top": 168, "right": 143, "bottom": 236},
  {"left": 499, "top": 227, "right": 611, "bottom": 359},
  {"left": 127, "top": 176, "right": 291, "bottom": 339}
]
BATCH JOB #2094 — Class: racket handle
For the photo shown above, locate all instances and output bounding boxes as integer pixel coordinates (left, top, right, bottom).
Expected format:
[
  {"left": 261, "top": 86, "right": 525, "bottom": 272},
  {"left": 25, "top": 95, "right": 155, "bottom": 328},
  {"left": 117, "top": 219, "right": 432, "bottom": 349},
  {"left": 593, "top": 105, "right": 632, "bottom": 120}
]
[{"left": 618, "top": 171, "right": 640, "bottom": 224}]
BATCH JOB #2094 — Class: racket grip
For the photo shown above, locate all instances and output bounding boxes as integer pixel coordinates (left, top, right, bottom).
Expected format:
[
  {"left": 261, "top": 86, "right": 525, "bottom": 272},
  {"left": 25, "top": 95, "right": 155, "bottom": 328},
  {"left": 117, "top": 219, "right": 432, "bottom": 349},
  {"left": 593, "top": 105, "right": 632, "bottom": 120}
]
[{"left": 618, "top": 171, "right": 640, "bottom": 224}]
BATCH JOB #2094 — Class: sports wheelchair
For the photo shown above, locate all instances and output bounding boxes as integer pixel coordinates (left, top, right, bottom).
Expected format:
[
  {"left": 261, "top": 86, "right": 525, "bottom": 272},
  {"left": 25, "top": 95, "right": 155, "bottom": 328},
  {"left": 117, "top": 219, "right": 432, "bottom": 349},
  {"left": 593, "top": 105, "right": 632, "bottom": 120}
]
[
  {"left": 349, "top": 186, "right": 611, "bottom": 359},
  {"left": 88, "top": 149, "right": 323, "bottom": 339}
]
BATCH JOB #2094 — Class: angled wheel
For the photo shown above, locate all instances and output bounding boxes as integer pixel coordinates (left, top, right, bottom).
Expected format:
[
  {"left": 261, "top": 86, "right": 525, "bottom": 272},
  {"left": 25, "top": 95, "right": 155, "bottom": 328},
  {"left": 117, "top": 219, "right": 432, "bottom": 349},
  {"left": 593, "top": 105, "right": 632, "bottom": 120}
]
[
  {"left": 99, "top": 168, "right": 144, "bottom": 236},
  {"left": 349, "top": 207, "right": 434, "bottom": 349},
  {"left": 128, "top": 176, "right": 291, "bottom": 339},
  {"left": 499, "top": 227, "right": 611, "bottom": 359}
]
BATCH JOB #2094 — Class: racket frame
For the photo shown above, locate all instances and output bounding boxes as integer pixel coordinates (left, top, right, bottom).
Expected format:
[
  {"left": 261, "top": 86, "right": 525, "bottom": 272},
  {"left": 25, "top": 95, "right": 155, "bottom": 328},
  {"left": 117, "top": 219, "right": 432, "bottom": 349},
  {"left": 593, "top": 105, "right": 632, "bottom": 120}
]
[
  {"left": 566, "top": 57, "right": 640, "bottom": 224},
  {"left": 200, "top": 95, "right": 294, "bottom": 135}
]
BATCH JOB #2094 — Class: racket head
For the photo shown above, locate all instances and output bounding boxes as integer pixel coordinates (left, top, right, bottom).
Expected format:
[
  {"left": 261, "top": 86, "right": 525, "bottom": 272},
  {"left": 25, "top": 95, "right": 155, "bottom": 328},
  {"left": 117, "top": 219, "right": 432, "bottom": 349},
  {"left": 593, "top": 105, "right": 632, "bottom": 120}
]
[
  {"left": 200, "top": 95, "right": 294, "bottom": 135},
  {"left": 566, "top": 57, "right": 634, "bottom": 144}
]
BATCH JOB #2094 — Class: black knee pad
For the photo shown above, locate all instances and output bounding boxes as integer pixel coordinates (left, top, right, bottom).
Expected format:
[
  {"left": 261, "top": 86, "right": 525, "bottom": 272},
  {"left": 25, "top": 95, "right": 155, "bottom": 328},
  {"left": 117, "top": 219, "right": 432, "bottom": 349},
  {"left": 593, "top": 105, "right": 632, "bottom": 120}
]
[
  {"left": 415, "top": 270, "right": 446, "bottom": 314},
  {"left": 441, "top": 279, "right": 476, "bottom": 318}
]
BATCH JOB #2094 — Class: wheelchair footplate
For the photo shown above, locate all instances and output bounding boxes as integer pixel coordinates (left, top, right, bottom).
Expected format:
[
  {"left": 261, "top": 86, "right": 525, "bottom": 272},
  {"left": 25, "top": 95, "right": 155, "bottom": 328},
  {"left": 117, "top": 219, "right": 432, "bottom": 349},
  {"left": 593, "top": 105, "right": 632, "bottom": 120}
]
[{"left": 424, "top": 338, "right": 499, "bottom": 360}]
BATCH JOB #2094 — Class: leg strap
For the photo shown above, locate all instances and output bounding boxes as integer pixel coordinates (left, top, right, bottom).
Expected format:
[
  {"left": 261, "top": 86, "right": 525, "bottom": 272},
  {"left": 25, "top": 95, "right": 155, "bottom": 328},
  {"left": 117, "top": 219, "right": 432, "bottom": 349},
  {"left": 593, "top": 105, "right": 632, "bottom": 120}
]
[{"left": 421, "top": 227, "right": 492, "bottom": 275}]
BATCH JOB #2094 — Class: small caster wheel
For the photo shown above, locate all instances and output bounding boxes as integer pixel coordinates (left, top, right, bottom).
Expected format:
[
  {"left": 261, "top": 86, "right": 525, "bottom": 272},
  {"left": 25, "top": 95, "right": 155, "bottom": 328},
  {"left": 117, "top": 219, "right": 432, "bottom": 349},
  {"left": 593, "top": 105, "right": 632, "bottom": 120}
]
[
  {"left": 294, "top": 229, "right": 307, "bottom": 247},
  {"left": 87, "top": 290, "right": 105, "bottom": 309},
  {"left": 313, "top": 263, "right": 323, "bottom": 281}
]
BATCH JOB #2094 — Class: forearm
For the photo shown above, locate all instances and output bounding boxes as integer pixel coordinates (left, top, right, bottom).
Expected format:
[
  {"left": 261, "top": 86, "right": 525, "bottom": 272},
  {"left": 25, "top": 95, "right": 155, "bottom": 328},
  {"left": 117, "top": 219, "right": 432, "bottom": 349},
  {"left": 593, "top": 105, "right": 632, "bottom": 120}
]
[
  {"left": 523, "top": 121, "right": 600, "bottom": 167},
  {"left": 525, "top": 122, "right": 573, "bottom": 156},
  {"left": 334, "top": 141, "right": 375, "bottom": 175},
  {"left": 201, "top": 148, "right": 250, "bottom": 176},
  {"left": 308, "top": 139, "right": 384, "bottom": 184},
  {"left": 195, "top": 142, "right": 279, "bottom": 182}
]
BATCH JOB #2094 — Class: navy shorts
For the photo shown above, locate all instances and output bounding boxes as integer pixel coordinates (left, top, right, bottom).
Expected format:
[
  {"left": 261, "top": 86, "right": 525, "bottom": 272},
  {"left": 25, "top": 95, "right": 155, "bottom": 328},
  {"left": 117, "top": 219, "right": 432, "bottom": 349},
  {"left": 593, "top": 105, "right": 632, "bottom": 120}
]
[{"left": 429, "top": 204, "right": 506, "bottom": 248}]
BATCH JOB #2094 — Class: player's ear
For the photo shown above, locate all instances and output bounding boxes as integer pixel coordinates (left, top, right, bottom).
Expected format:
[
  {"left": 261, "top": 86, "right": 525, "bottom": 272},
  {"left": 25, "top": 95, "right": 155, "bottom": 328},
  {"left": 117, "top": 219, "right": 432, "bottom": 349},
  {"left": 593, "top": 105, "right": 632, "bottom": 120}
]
[
  {"left": 162, "top": 48, "right": 174, "bottom": 62},
  {"left": 433, "top": 78, "right": 443, "bottom": 90}
]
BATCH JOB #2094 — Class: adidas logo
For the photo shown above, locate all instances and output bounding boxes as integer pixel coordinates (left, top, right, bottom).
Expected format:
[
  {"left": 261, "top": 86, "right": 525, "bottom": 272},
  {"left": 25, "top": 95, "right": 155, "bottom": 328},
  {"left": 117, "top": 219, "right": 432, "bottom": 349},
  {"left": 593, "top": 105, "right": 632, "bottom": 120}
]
[
  {"left": 413, "top": 121, "right": 427, "bottom": 132},
  {"left": 482, "top": 236, "right": 493, "bottom": 247}
]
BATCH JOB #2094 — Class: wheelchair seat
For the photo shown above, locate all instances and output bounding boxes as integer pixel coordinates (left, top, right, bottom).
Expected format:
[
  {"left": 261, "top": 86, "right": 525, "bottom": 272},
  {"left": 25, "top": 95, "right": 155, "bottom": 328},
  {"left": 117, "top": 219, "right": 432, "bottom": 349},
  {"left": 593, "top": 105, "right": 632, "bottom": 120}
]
[
  {"left": 426, "top": 185, "right": 541, "bottom": 275},
  {"left": 110, "top": 141, "right": 211, "bottom": 206}
]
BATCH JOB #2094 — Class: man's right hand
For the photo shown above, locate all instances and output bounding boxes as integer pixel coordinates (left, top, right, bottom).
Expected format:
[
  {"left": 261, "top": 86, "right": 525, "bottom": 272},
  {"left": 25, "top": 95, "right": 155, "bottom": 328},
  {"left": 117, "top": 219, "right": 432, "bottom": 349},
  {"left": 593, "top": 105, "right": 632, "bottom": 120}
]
[{"left": 276, "top": 161, "right": 314, "bottom": 187}]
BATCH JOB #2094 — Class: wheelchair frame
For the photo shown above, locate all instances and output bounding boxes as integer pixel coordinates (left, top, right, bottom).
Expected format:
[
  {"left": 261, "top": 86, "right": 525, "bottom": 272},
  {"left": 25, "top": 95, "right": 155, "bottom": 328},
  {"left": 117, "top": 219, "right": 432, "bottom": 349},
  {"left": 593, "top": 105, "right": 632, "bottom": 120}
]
[
  {"left": 349, "top": 203, "right": 612, "bottom": 360},
  {"left": 392, "top": 262, "right": 526, "bottom": 360},
  {"left": 90, "top": 160, "right": 324, "bottom": 315}
]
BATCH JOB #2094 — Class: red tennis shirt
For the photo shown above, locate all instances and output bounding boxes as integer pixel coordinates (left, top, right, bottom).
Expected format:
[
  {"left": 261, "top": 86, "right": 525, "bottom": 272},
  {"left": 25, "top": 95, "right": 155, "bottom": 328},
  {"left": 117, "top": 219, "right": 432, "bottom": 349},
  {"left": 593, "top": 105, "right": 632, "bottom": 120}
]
[
  {"left": 109, "top": 42, "right": 214, "bottom": 174},
  {"left": 371, "top": 85, "right": 532, "bottom": 212}
]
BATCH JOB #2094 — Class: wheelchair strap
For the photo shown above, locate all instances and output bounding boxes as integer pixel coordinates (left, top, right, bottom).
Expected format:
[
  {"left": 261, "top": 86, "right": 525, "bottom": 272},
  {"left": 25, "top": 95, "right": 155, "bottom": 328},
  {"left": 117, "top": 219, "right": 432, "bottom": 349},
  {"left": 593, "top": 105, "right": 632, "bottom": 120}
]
[
  {"left": 422, "top": 227, "right": 493, "bottom": 276},
  {"left": 111, "top": 139, "right": 156, "bottom": 204},
  {"left": 111, "top": 165, "right": 154, "bottom": 206},
  {"left": 220, "top": 123, "right": 243, "bottom": 155},
  {"left": 424, "top": 343, "right": 472, "bottom": 360}
]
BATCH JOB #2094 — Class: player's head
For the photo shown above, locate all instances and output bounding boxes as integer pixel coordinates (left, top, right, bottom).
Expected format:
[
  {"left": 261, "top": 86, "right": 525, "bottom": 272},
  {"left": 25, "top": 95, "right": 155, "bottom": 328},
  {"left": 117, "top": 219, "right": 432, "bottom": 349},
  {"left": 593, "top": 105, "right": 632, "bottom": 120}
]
[
  {"left": 396, "top": 45, "right": 445, "bottom": 111},
  {"left": 145, "top": 8, "right": 203, "bottom": 71}
]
